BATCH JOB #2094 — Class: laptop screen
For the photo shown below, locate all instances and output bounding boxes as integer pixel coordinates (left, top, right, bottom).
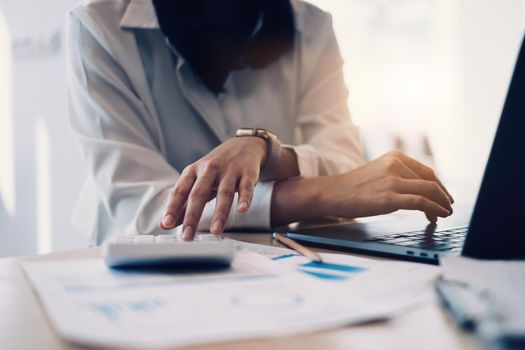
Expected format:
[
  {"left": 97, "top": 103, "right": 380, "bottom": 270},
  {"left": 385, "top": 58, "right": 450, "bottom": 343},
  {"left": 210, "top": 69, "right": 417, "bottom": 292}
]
[{"left": 462, "top": 35, "right": 525, "bottom": 259}]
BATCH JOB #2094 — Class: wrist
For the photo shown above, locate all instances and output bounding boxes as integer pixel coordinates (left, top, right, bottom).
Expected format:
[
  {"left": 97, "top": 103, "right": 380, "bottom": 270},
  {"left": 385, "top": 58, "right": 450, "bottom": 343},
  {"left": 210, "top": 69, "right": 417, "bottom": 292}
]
[
  {"left": 233, "top": 136, "right": 266, "bottom": 165},
  {"left": 270, "top": 177, "right": 331, "bottom": 226},
  {"left": 276, "top": 147, "right": 299, "bottom": 180},
  {"left": 306, "top": 176, "right": 336, "bottom": 217},
  {"left": 314, "top": 175, "right": 341, "bottom": 217}
]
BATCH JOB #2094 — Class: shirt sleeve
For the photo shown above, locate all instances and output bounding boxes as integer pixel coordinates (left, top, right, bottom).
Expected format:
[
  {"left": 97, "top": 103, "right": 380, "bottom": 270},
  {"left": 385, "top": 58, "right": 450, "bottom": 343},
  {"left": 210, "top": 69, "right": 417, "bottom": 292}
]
[
  {"left": 67, "top": 10, "right": 274, "bottom": 238},
  {"left": 198, "top": 181, "right": 275, "bottom": 231},
  {"left": 286, "top": 10, "right": 365, "bottom": 177},
  {"left": 67, "top": 10, "right": 177, "bottom": 236}
]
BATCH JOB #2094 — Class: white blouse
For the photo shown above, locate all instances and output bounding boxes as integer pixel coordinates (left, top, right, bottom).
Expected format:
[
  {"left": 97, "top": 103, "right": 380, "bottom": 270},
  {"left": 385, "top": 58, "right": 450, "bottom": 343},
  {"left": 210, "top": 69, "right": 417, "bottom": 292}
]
[{"left": 66, "top": 0, "right": 365, "bottom": 244}]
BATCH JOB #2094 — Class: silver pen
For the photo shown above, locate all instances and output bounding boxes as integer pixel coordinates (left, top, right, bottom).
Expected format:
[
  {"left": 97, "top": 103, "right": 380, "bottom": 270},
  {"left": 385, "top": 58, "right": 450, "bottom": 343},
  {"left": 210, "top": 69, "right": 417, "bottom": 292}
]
[{"left": 435, "top": 280, "right": 488, "bottom": 331}]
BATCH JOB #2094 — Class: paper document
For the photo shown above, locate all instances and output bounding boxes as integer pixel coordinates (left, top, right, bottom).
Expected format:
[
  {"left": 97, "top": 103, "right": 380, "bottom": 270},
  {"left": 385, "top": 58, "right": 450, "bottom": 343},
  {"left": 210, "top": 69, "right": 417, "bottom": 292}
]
[
  {"left": 236, "top": 240, "right": 439, "bottom": 312},
  {"left": 23, "top": 248, "right": 391, "bottom": 349}
]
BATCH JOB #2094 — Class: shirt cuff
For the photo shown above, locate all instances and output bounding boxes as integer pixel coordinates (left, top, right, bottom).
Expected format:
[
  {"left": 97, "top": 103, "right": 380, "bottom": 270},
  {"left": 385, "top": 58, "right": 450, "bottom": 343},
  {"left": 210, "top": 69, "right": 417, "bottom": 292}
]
[
  {"left": 198, "top": 181, "right": 275, "bottom": 231},
  {"left": 283, "top": 144, "right": 319, "bottom": 178}
]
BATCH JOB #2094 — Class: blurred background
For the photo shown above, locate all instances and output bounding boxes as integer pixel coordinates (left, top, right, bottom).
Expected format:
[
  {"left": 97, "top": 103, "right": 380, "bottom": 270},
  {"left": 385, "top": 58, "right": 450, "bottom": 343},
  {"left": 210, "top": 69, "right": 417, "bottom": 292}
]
[{"left": 1, "top": 0, "right": 524, "bottom": 257}]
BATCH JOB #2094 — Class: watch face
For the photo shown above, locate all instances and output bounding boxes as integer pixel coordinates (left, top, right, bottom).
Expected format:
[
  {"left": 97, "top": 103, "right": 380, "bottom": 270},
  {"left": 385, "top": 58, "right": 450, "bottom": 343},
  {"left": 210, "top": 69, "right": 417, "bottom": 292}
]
[
  {"left": 236, "top": 128, "right": 257, "bottom": 137},
  {"left": 236, "top": 128, "right": 275, "bottom": 140}
]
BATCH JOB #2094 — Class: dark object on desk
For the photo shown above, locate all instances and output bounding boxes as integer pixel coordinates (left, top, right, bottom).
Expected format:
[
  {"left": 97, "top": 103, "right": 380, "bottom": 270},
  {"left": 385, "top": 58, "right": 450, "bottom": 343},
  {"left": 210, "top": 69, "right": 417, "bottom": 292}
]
[{"left": 287, "top": 34, "right": 525, "bottom": 264}]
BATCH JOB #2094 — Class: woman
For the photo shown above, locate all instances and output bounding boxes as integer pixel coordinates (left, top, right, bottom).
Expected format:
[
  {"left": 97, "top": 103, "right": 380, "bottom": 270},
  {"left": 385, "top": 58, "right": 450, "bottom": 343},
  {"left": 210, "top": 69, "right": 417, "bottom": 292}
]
[{"left": 67, "top": 0, "right": 453, "bottom": 243}]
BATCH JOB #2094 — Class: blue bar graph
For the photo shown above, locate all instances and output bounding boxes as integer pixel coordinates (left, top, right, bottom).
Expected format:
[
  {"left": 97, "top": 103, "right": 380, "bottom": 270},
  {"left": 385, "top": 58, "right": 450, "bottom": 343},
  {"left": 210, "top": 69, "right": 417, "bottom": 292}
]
[{"left": 272, "top": 254, "right": 367, "bottom": 281}]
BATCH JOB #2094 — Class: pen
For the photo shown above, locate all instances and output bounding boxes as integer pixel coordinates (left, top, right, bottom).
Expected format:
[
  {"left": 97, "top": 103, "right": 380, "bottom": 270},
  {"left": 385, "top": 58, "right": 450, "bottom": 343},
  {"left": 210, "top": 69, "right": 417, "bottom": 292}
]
[
  {"left": 435, "top": 280, "right": 486, "bottom": 332},
  {"left": 272, "top": 232, "right": 323, "bottom": 263}
]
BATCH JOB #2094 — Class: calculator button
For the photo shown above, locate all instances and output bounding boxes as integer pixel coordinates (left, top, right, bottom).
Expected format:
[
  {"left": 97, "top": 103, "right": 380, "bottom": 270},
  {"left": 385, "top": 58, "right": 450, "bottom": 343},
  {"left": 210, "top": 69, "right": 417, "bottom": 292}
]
[
  {"left": 133, "top": 235, "right": 154, "bottom": 243},
  {"left": 196, "top": 234, "right": 220, "bottom": 241},
  {"left": 155, "top": 235, "right": 179, "bottom": 243},
  {"left": 114, "top": 236, "right": 135, "bottom": 243}
]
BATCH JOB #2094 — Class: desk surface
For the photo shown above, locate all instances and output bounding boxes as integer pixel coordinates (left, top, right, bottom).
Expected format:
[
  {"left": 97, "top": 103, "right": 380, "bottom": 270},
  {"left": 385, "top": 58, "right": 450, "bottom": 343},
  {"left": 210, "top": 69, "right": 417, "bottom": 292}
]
[{"left": 0, "top": 232, "right": 481, "bottom": 350}]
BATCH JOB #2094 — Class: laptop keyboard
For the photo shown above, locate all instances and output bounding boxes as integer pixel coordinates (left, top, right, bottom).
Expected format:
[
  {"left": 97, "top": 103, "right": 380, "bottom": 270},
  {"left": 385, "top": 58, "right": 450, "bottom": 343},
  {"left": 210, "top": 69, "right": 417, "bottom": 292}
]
[{"left": 363, "top": 227, "right": 468, "bottom": 252}]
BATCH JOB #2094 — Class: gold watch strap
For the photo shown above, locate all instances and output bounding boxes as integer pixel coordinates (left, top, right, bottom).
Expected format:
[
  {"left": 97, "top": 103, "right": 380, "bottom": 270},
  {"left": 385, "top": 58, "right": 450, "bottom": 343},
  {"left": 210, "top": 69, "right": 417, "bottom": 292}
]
[{"left": 236, "top": 128, "right": 281, "bottom": 177}]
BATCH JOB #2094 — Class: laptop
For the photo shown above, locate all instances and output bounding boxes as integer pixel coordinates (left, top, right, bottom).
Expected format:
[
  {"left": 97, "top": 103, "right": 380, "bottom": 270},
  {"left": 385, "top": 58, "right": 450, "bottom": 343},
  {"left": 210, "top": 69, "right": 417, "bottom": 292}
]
[{"left": 285, "top": 35, "right": 525, "bottom": 264}]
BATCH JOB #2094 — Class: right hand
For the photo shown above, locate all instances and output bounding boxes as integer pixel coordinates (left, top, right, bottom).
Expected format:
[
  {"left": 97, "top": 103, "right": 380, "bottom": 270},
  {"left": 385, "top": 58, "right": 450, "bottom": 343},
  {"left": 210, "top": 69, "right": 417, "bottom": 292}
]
[
  {"left": 319, "top": 151, "right": 454, "bottom": 222},
  {"left": 159, "top": 136, "right": 267, "bottom": 240}
]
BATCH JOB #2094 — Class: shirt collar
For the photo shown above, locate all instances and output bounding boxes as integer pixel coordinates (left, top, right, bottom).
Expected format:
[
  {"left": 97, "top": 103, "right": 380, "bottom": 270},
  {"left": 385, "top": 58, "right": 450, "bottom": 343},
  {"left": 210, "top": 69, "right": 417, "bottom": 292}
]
[
  {"left": 119, "top": 0, "right": 305, "bottom": 32},
  {"left": 120, "top": 0, "right": 159, "bottom": 29}
]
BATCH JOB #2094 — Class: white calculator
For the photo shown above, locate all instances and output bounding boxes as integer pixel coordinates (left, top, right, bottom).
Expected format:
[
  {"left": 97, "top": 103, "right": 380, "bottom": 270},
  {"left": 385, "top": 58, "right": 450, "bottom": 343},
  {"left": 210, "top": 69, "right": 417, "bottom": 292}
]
[{"left": 103, "top": 234, "right": 235, "bottom": 268}]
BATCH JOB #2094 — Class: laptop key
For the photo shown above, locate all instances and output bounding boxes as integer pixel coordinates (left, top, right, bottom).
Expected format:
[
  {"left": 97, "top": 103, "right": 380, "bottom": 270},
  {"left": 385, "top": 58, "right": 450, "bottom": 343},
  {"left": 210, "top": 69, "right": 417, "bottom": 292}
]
[
  {"left": 380, "top": 238, "right": 414, "bottom": 244},
  {"left": 362, "top": 237, "right": 383, "bottom": 242}
]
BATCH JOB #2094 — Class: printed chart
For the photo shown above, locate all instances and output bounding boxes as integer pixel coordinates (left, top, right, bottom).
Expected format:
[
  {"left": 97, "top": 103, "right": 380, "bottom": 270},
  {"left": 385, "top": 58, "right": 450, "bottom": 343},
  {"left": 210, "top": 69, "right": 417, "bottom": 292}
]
[{"left": 272, "top": 254, "right": 367, "bottom": 281}]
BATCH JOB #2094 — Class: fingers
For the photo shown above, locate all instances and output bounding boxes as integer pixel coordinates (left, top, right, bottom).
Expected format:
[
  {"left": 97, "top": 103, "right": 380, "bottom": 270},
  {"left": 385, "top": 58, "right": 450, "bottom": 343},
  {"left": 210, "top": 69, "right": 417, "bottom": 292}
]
[
  {"left": 237, "top": 172, "right": 257, "bottom": 213},
  {"left": 390, "top": 193, "right": 450, "bottom": 220},
  {"left": 425, "top": 212, "right": 438, "bottom": 224},
  {"left": 395, "top": 179, "right": 453, "bottom": 214},
  {"left": 161, "top": 166, "right": 259, "bottom": 239},
  {"left": 210, "top": 170, "right": 258, "bottom": 234},
  {"left": 211, "top": 174, "right": 237, "bottom": 235},
  {"left": 160, "top": 169, "right": 196, "bottom": 230},
  {"left": 181, "top": 172, "right": 216, "bottom": 241},
  {"left": 394, "top": 152, "right": 455, "bottom": 204},
  {"left": 384, "top": 168, "right": 452, "bottom": 222},
  {"left": 390, "top": 159, "right": 420, "bottom": 180},
  {"left": 174, "top": 207, "right": 186, "bottom": 227}
]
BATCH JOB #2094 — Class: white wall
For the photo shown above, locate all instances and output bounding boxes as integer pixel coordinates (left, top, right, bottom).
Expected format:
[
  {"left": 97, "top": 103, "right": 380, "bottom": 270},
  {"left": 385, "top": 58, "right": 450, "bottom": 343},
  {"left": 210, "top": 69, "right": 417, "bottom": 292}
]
[
  {"left": 0, "top": 7, "right": 14, "bottom": 222},
  {"left": 458, "top": 0, "right": 524, "bottom": 185},
  {"left": 310, "top": 0, "right": 525, "bottom": 189},
  {"left": 0, "top": 0, "right": 88, "bottom": 257}
]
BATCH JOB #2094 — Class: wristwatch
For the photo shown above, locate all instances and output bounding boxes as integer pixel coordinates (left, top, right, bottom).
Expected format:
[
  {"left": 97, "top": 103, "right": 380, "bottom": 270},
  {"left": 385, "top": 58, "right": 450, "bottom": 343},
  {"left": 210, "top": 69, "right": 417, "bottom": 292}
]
[{"left": 235, "top": 128, "right": 282, "bottom": 177}]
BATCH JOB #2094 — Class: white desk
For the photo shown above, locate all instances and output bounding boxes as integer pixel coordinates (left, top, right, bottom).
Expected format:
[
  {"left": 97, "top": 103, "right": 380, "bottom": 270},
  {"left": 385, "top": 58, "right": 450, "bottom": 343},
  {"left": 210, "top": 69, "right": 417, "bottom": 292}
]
[{"left": 0, "top": 232, "right": 482, "bottom": 350}]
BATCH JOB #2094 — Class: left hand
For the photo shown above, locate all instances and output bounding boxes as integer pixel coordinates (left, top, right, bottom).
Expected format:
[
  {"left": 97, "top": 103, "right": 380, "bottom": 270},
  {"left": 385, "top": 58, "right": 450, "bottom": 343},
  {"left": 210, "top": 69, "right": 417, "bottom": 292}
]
[{"left": 159, "top": 137, "right": 267, "bottom": 240}]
